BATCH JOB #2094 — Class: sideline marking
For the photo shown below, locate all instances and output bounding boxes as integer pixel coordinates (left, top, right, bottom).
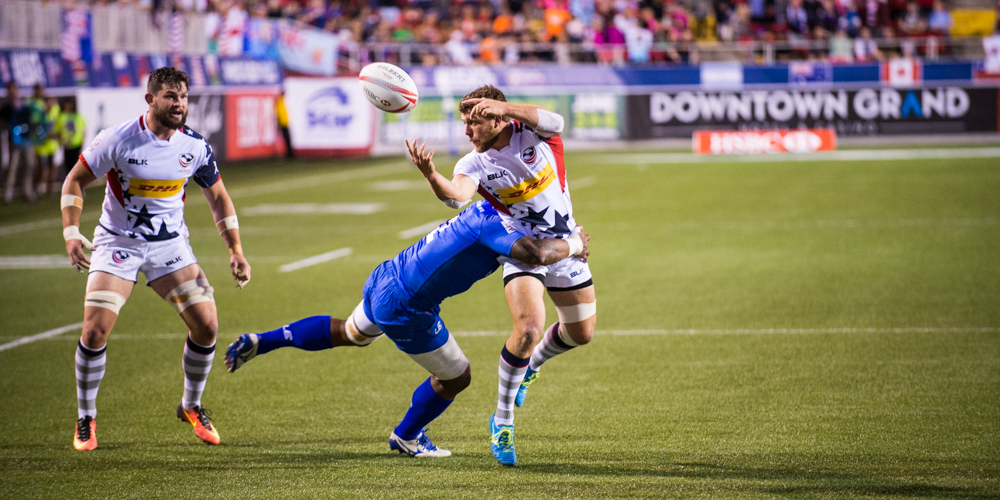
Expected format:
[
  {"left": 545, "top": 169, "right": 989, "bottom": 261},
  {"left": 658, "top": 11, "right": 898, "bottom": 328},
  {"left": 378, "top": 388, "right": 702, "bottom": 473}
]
[
  {"left": 279, "top": 247, "right": 352, "bottom": 272},
  {"left": 592, "top": 147, "right": 1000, "bottom": 165},
  {"left": 398, "top": 220, "right": 445, "bottom": 239},
  {"left": 243, "top": 203, "right": 385, "bottom": 215},
  {"left": 0, "top": 323, "right": 84, "bottom": 352},
  {"left": 371, "top": 180, "right": 429, "bottom": 192},
  {"left": 0, "top": 255, "right": 70, "bottom": 270}
]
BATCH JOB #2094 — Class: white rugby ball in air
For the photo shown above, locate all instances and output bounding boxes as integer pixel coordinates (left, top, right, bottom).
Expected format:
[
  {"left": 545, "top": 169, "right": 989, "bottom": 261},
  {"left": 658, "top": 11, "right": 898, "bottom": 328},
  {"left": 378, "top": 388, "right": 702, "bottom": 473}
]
[{"left": 359, "top": 62, "right": 418, "bottom": 113}]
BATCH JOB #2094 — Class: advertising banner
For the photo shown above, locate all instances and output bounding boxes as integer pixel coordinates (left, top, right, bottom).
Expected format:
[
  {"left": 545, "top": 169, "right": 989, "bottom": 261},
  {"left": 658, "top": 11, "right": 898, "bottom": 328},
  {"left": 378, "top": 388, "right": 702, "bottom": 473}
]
[
  {"left": 278, "top": 25, "right": 338, "bottom": 76},
  {"left": 225, "top": 90, "right": 285, "bottom": 160},
  {"left": 187, "top": 92, "right": 228, "bottom": 163},
  {"left": 626, "top": 86, "right": 999, "bottom": 138},
  {"left": 693, "top": 129, "right": 837, "bottom": 154},
  {"left": 75, "top": 87, "right": 147, "bottom": 146},
  {"left": 0, "top": 50, "right": 75, "bottom": 88},
  {"left": 284, "top": 77, "right": 375, "bottom": 156}
]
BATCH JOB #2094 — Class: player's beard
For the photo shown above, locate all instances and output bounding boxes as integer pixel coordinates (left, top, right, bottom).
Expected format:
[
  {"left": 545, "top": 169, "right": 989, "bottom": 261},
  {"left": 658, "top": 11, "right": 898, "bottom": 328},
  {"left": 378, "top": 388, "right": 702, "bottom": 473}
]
[
  {"left": 152, "top": 102, "right": 187, "bottom": 130},
  {"left": 473, "top": 125, "right": 501, "bottom": 153}
]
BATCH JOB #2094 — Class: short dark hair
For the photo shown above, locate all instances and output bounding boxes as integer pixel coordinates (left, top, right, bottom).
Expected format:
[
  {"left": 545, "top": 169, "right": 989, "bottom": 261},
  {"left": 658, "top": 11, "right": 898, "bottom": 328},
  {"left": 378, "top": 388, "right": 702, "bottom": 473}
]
[
  {"left": 460, "top": 85, "right": 506, "bottom": 114},
  {"left": 147, "top": 67, "right": 190, "bottom": 95}
]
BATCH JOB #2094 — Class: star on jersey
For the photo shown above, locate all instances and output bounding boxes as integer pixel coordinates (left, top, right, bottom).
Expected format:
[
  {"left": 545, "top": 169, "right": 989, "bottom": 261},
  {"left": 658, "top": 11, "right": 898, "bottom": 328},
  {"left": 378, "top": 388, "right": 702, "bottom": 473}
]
[
  {"left": 543, "top": 210, "right": 572, "bottom": 236},
  {"left": 122, "top": 188, "right": 133, "bottom": 203},
  {"left": 128, "top": 204, "right": 155, "bottom": 231},
  {"left": 520, "top": 206, "right": 550, "bottom": 230}
]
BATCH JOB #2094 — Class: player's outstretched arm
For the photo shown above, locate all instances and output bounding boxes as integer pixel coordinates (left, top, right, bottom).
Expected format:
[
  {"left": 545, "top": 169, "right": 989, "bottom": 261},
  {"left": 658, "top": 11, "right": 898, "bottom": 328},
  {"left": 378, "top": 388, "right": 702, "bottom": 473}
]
[
  {"left": 60, "top": 161, "right": 98, "bottom": 273},
  {"left": 462, "top": 99, "right": 565, "bottom": 135},
  {"left": 511, "top": 227, "right": 589, "bottom": 266},
  {"left": 202, "top": 180, "right": 251, "bottom": 288},
  {"left": 405, "top": 139, "right": 477, "bottom": 205}
]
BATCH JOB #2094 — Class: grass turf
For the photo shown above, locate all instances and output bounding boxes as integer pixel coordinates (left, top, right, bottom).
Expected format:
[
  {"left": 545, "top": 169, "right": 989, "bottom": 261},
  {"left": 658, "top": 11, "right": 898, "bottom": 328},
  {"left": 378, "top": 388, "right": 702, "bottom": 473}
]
[{"left": 0, "top": 150, "right": 998, "bottom": 499}]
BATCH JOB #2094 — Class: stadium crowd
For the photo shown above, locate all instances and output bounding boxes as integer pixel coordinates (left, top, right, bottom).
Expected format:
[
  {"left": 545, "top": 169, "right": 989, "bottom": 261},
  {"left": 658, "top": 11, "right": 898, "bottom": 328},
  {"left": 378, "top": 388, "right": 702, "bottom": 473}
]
[{"left": 148, "top": 0, "right": 961, "bottom": 63}]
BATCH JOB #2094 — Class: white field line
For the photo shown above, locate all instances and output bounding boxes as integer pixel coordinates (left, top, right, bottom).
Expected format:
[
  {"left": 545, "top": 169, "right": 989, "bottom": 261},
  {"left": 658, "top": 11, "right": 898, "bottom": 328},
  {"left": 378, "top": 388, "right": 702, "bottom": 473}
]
[
  {"left": 242, "top": 203, "right": 385, "bottom": 216},
  {"left": 279, "top": 247, "right": 352, "bottom": 273},
  {"left": 0, "top": 212, "right": 99, "bottom": 238},
  {"left": 398, "top": 220, "right": 446, "bottom": 239},
  {"left": 0, "top": 322, "right": 84, "bottom": 352},
  {"left": 592, "top": 147, "right": 1000, "bottom": 165},
  {"left": 370, "top": 179, "right": 429, "bottom": 192},
  {"left": 570, "top": 176, "right": 597, "bottom": 189},
  {"left": 0, "top": 255, "right": 70, "bottom": 270}
]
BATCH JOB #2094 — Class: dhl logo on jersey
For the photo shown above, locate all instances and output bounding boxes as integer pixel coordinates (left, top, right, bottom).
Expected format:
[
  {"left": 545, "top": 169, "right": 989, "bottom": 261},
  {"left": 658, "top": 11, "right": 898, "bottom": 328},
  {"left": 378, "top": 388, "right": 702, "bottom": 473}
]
[
  {"left": 127, "top": 178, "right": 185, "bottom": 199},
  {"left": 497, "top": 163, "right": 554, "bottom": 205}
]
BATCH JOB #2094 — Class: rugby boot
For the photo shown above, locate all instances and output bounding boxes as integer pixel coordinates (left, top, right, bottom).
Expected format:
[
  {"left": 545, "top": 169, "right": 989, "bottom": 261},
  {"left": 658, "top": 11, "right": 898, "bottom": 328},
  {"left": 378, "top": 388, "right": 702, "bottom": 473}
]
[
  {"left": 489, "top": 413, "right": 516, "bottom": 466},
  {"left": 389, "top": 429, "right": 452, "bottom": 458},
  {"left": 177, "top": 404, "right": 220, "bottom": 445},
  {"left": 514, "top": 367, "right": 540, "bottom": 407},
  {"left": 73, "top": 416, "right": 97, "bottom": 451}
]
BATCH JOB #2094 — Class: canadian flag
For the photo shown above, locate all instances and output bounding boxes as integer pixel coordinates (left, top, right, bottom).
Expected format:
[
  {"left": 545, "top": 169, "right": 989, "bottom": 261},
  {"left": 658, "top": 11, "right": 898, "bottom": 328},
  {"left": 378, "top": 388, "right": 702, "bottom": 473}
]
[{"left": 881, "top": 58, "right": 922, "bottom": 87}]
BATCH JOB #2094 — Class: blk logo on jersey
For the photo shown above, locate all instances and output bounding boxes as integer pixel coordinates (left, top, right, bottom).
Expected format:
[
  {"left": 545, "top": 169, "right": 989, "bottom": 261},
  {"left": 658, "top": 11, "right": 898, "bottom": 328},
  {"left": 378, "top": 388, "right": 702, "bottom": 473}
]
[
  {"left": 179, "top": 153, "right": 194, "bottom": 168},
  {"left": 521, "top": 146, "right": 536, "bottom": 164},
  {"left": 112, "top": 250, "right": 130, "bottom": 263},
  {"left": 127, "top": 158, "right": 148, "bottom": 165},
  {"left": 487, "top": 170, "right": 510, "bottom": 181}
]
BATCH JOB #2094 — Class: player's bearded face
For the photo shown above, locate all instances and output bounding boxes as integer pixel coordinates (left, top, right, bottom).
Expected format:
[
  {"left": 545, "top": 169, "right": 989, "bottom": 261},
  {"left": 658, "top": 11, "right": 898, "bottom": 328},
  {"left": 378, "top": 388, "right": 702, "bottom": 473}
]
[
  {"left": 462, "top": 113, "right": 503, "bottom": 153},
  {"left": 150, "top": 84, "right": 189, "bottom": 129}
]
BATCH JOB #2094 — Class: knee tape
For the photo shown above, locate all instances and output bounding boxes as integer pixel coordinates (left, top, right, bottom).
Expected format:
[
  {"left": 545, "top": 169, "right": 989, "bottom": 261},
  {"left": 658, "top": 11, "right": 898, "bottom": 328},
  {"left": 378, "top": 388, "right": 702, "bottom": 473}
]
[
  {"left": 345, "top": 301, "right": 383, "bottom": 346},
  {"left": 84, "top": 291, "right": 128, "bottom": 315},
  {"left": 164, "top": 278, "right": 215, "bottom": 314},
  {"left": 556, "top": 301, "right": 597, "bottom": 324},
  {"left": 407, "top": 334, "right": 469, "bottom": 381}
]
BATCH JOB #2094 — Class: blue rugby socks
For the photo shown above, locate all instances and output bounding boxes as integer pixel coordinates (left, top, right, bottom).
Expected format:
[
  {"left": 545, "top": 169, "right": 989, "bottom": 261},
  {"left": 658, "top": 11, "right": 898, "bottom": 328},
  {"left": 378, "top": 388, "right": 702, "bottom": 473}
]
[
  {"left": 394, "top": 378, "right": 453, "bottom": 440},
  {"left": 256, "top": 315, "right": 333, "bottom": 355}
]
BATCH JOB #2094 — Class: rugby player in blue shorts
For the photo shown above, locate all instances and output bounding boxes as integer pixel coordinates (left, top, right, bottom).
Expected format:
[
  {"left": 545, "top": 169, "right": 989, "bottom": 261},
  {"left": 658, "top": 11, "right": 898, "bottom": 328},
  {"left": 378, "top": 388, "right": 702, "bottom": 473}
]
[{"left": 224, "top": 200, "right": 589, "bottom": 457}]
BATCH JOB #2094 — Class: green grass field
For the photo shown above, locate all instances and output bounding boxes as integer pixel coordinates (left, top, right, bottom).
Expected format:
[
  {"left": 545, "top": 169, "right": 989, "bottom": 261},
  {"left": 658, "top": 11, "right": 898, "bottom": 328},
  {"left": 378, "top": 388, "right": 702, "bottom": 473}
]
[{"left": 1, "top": 149, "right": 998, "bottom": 499}]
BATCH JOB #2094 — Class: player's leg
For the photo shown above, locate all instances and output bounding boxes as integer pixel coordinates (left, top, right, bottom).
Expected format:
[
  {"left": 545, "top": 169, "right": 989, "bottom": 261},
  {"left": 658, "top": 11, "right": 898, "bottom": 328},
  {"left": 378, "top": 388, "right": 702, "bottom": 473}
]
[
  {"left": 149, "top": 263, "right": 223, "bottom": 445},
  {"left": 74, "top": 271, "right": 134, "bottom": 451}
]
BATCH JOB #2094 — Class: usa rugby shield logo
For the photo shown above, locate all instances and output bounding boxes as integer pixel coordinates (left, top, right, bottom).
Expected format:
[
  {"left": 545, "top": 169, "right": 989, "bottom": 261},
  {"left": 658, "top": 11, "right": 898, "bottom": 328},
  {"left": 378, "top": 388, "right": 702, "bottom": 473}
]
[
  {"left": 112, "top": 250, "right": 130, "bottom": 263},
  {"left": 521, "top": 146, "right": 536, "bottom": 164},
  {"left": 179, "top": 153, "right": 194, "bottom": 168}
]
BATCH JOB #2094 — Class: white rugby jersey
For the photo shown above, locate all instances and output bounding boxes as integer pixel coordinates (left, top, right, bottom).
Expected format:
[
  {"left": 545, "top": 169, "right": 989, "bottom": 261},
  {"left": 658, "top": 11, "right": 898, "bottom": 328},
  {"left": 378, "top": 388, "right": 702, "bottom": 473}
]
[
  {"left": 81, "top": 115, "right": 220, "bottom": 241},
  {"left": 453, "top": 120, "right": 574, "bottom": 239}
]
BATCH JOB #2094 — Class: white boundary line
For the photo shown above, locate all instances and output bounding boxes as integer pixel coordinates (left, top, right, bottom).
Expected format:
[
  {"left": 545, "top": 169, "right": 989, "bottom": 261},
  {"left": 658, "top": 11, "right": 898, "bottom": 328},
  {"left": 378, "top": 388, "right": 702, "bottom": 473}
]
[
  {"left": 398, "top": 220, "right": 445, "bottom": 239},
  {"left": 279, "top": 247, "right": 352, "bottom": 273},
  {"left": 0, "top": 322, "right": 83, "bottom": 352}
]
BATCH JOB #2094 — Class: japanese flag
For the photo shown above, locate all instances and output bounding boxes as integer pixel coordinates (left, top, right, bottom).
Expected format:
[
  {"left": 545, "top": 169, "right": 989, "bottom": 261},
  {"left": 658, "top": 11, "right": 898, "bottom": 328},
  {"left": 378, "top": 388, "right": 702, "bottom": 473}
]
[{"left": 882, "top": 58, "right": 922, "bottom": 88}]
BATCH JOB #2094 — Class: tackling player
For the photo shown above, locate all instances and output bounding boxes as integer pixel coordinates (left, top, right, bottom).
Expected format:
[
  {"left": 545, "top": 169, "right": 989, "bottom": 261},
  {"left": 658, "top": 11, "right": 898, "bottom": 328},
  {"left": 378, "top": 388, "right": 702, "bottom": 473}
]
[
  {"left": 405, "top": 85, "right": 596, "bottom": 466},
  {"left": 224, "top": 200, "right": 589, "bottom": 458},
  {"left": 61, "top": 67, "right": 251, "bottom": 451}
]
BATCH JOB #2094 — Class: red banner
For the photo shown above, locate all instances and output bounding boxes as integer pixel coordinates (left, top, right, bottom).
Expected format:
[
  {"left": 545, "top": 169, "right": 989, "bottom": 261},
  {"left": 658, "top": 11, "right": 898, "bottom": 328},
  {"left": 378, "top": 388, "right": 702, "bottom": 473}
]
[
  {"left": 692, "top": 129, "right": 837, "bottom": 155},
  {"left": 225, "top": 90, "right": 286, "bottom": 160}
]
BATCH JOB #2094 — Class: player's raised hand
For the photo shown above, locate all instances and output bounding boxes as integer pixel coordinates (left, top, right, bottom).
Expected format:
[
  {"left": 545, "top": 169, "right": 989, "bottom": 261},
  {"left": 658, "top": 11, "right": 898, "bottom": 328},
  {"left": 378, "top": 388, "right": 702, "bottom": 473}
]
[
  {"left": 461, "top": 98, "right": 508, "bottom": 120},
  {"left": 405, "top": 139, "right": 436, "bottom": 178},
  {"left": 231, "top": 254, "right": 251, "bottom": 289}
]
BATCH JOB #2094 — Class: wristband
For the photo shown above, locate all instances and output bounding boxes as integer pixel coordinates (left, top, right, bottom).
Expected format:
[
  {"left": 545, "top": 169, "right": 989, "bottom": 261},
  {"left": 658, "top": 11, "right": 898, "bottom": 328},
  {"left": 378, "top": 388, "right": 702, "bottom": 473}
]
[
  {"left": 60, "top": 194, "right": 84, "bottom": 209},
  {"left": 63, "top": 225, "right": 94, "bottom": 250},
  {"left": 442, "top": 198, "right": 470, "bottom": 209},
  {"left": 229, "top": 244, "right": 243, "bottom": 256},
  {"left": 566, "top": 234, "right": 583, "bottom": 257},
  {"left": 215, "top": 215, "right": 239, "bottom": 233},
  {"left": 536, "top": 108, "right": 565, "bottom": 134}
]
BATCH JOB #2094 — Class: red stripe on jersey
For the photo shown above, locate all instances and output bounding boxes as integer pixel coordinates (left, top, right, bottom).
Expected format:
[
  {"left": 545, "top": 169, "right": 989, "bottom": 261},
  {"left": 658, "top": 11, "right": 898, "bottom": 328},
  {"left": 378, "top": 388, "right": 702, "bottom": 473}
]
[
  {"left": 139, "top": 114, "right": 145, "bottom": 130},
  {"left": 78, "top": 154, "right": 96, "bottom": 176},
  {"left": 541, "top": 135, "right": 567, "bottom": 192},
  {"left": 477, "top": 186, "right": 512, "bottom": 216},
  {"left": 107, "top": 169, "right": 126, "bottom": 208}
]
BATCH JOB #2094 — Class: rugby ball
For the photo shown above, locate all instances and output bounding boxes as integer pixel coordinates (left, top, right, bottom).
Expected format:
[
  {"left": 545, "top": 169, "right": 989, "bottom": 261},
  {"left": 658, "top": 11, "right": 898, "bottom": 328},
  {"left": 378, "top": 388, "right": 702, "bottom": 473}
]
[{"left": 359, "top": 63, "right": 418, "bottom": 113}]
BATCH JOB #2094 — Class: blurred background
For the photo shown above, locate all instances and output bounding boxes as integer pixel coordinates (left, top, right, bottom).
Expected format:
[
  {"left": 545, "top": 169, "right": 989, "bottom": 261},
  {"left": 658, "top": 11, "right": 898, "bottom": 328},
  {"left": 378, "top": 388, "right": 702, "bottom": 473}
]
[{"left": 1, "top": 0, "right": 999, "bottom": 201}]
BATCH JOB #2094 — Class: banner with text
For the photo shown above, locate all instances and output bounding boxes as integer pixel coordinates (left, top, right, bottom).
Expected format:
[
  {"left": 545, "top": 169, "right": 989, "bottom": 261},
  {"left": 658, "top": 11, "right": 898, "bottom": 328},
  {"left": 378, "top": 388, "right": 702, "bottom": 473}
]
[{"left": 284, "top": 77, "right": 375, "bottom": 157}]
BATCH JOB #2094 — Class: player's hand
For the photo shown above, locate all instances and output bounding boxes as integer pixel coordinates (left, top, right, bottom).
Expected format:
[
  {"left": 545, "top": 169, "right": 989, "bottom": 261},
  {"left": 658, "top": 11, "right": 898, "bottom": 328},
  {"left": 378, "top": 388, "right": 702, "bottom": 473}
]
[
  {"left": 577, "top": 226, "right": 590, "bottom": 263},
  {"left": 405, "top": 139, "right": 436, "bottom": 178},
  {"left": 461, "top": 98, "right": 509, "bottom": 120},
  {"left": 231, "top": 254, "right": 251, "bottom": 289},
  {"left": 65, "top": 239, "right": 91, "bottom": 273}
]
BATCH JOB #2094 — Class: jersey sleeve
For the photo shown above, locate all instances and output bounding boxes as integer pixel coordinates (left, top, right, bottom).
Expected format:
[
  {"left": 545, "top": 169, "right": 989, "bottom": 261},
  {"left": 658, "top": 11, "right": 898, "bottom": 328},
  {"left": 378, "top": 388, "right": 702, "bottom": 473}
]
[
  {"left": 478, "top": 212, "right": 526, "bottom": 257},
  {"left": 80, "top": 128, "right": 118, "bottom": 177},
  {"left": 452, "top": 155, "right": 482, "bottom": 185},
  {"left": 192, "top": 139, "right": 221, "bottom": 188}
]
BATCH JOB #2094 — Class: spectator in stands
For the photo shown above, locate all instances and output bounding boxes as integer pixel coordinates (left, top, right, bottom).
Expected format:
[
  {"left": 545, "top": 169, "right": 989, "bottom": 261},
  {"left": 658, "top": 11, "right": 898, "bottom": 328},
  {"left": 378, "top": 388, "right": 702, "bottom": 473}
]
[
  {"left": 593, "top": 15, "right": 626, "bottom": 63},
  {"left": 626, "top": 18, "right": 655, "bottom": 62},
  {"left": 853, "top": 25, "right": 883, "bottom": 60},
  {"left": 785, "top": 0, "right": 811, "bottom": 40},
  {"left": 445, "top": 30, "right": 474, "bottom": 65},
  {"left": 34, "top": 96, "right": 60, "bottom": 199},
  {"left": 898, "top": 1, "right": 927, "bottom": 35},
  {"left": 0, "top": 82, "right": 16, "bottom": 176},
  {"left": 56, "top": 98, "right": 86, "bottom": 183},
  {"left": 275, "top": 91, "right": 292, "bottom": 159},
  {"left": 927, "top": 0, "right": 952, "bottom": 34},
  {"left": 3, "top": 84, "right": 37, "bottom": 204},
  {"left": 829, "top": 27, "right": 854, "bottom": 61}
]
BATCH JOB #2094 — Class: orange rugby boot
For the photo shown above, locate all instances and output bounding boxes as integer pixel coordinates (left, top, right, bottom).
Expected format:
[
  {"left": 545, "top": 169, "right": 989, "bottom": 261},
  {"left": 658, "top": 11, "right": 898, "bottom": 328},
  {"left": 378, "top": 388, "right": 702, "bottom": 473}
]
[
  {"left": 176, "top": 404, "right": 220, "bottom": 445},
  {"left": 73, "top": 416, "right": 97, "bottom": 451}
]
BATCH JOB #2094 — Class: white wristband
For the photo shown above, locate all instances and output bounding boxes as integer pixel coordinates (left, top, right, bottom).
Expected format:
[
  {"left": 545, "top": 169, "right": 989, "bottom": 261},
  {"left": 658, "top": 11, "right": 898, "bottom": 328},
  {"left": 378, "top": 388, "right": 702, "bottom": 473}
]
[
  {"left": 443, "top": 198, "right": 470, "bottom": 209},
  {"left": 566, "top": 230, "right": 583, "bottom": 257},
  {"left": 60, "top": 194, "right": 84, "bottom": 209},
  {"left": 63, "top": 225, "right": 94, "bottom": 250},
  {"left": 536, "top": 108, "right": 565, "bottom": 134},
  {"left": 215, "top": 215, "right": 239, "bottom": 233}
]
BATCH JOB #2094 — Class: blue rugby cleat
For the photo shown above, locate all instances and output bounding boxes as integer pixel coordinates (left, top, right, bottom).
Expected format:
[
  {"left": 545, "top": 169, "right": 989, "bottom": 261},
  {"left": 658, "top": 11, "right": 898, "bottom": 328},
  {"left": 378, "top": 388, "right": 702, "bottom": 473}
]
[
  {"left": 224, "top": 334, "right": 259, "bottom": 373},
  {"left": 489, "top": 414, "right": 516, "bottom": 466},
  {"left": 389, "top": 429, "right": 451, "bottom": 457},
  {"left": 514, "top": 368, "right": 540, "bottom": 407}
]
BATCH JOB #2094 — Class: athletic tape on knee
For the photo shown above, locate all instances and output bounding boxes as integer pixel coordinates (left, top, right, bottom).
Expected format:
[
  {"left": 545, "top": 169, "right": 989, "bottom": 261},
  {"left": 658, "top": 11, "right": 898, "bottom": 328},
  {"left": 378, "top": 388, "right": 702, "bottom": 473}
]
[
  {"left": 84, "top": 291, "right": 127, "bottom": 315},
  {"left": 164, "top": 278, "right": 215, "bottom": 314},
  {"left": 407, "top": 334, "right": 469, "bottom": 381},
  {"left": 345, "top": 302, "right": 383, "bottom": 346},
  {"left": 556, "top": 301, "right": 597, "bottom": 324}
]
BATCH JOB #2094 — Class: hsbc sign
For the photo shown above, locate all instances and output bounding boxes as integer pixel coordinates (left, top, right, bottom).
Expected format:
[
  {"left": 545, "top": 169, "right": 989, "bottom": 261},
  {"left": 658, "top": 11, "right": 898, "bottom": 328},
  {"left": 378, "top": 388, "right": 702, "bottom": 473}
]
[{"left": 626, "top": 86, "right": 997, "bottom": 139}]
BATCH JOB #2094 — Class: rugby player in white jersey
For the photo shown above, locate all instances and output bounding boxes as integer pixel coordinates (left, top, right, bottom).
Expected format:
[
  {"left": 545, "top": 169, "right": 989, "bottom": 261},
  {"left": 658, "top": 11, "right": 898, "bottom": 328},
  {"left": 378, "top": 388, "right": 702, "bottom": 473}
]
[
  {"left": 60, "top": 67, "right": 251, "bottom": 451},
  {"left": 405, "top": 85, "right": 596, "bottom": 466}
]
